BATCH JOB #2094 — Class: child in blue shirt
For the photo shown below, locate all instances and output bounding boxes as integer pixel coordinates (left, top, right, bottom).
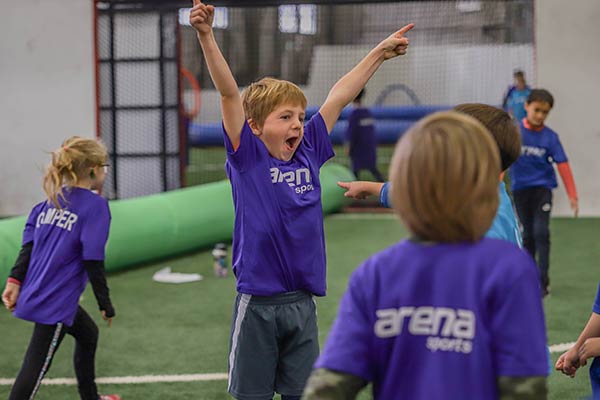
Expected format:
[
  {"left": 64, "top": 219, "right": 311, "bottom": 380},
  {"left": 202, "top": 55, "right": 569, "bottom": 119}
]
[
  {"left": 190, "top": 1, "right": 414, "bottom": 398},
  {"left": 338, "top": 103, "right": 523, "bottom": 246},
  {"left": 502, "top": 69, "right": 531, "bottom": 122},
  {"left": 510, "top": 88, "right": 579, "bottom": 296}
]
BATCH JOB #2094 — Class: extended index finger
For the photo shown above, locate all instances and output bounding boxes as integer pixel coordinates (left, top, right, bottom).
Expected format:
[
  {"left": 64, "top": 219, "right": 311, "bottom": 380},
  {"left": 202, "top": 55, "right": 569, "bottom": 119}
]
[{"left": 396, "top": 23, "right": 415, "bottom": 36}]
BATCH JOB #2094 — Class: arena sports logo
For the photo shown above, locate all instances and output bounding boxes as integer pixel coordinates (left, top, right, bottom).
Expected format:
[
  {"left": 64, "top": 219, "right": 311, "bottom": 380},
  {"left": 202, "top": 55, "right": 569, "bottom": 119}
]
[
  {"left": 270, "top": 167, "right": 314, "bottom": 194},
  {"left": 374, "top": 306, "right": 475, "bottom": 354}
]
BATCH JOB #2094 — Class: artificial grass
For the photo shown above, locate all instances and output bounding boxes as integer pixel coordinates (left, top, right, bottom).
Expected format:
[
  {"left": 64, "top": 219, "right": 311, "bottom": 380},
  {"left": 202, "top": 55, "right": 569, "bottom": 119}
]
[{"left": 0, "top": 216, "right": 598, "bottom": 399}]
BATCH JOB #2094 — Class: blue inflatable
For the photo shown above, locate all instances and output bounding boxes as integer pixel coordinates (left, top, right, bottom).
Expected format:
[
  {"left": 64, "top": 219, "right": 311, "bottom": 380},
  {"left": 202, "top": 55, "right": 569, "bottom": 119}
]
[{"left": 188, "top": 105, "right": 451, "bottom": 147}]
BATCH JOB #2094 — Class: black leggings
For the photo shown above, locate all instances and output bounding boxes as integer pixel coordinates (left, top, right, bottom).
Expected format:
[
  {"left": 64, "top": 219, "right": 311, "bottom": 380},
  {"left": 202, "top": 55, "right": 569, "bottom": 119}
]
[
  {"left": 10, "top": 306, "right": 100, "bottom": 400},
  {"left": 513, "top": 187, "right": 553, "bottom": 287}
]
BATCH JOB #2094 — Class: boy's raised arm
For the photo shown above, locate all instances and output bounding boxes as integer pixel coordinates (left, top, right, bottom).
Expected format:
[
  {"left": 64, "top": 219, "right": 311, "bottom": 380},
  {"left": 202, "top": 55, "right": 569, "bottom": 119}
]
[
  {"left": 190, "top": 0, "right": 245, "bottom": 149},
  {"left": 318, "top": 24, "right": 414, "bottom": 133}
]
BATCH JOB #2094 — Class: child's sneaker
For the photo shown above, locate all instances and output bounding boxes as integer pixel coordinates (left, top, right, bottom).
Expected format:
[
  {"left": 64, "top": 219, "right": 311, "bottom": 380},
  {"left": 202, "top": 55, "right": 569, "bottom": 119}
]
[{"left": 99, "top": 395, "right": 121, "bottom": 400}]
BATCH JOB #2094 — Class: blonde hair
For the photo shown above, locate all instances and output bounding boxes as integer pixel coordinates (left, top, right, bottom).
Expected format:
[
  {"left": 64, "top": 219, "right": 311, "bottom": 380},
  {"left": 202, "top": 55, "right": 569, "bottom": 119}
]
[
  {"left": 389, "top": 111, "right": 500, "bottom": 242},
  {"left": 241, "top": 77, "right": 307, "bottom": 126},
  {"left": 43, "top": 136, "right": 108, "bottom": 209}
]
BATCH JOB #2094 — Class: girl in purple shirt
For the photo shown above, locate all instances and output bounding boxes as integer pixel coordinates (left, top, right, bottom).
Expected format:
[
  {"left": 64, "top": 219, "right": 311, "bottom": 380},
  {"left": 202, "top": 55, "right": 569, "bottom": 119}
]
[{"left": 2, "top": 137, "right": 120, "bottom": 400}]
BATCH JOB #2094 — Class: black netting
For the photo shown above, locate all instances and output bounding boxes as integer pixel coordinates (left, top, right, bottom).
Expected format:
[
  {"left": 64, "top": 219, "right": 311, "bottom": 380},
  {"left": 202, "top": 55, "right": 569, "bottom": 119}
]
[
  {"left": 97, "top": 0, "right": 534, "bottom": 190},
  {"left": 96, "top": 2, "right": 182, "bottom": 199},
  {"left": 178, "top": 0, "right": 534, "bottom": 185}
]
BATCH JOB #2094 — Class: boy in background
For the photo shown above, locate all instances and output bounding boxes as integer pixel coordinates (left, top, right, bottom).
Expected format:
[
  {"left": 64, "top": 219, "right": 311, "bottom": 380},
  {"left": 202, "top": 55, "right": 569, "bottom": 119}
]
[
  {"left": 510, "top": 88, "right": 579, "bottom": 296},
  {"left": 190, "top": 1, "right": 413, "bottom": 398}
]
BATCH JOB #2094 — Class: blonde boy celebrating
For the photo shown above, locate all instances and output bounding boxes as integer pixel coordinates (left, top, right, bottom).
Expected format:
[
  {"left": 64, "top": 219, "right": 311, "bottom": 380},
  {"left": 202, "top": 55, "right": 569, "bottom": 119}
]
[{"left": 189, "top": 2, "right": 413, "bottom": 399}]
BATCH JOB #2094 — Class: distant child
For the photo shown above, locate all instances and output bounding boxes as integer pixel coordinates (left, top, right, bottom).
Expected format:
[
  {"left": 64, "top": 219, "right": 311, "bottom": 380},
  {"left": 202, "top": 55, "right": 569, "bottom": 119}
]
[
  {"left": 303, "top": 112, "right": 548, "bottom": 399},
  {"left": 556, "top": 282, "right": 600, "bottom": 398},
  {"left": 1, "top": 137, "right": 119, "bottom": 400},
  {"left": 510, "top": 88, "right": 578, "bottom": 296},
  {"left": 189, "top": 1, "right": 413, "bottom": 399},
  {"left": 345, "top": 88, "right": 384, "bottom": 181},
  {"left": 338, "top": 103, "right": 523, "bottom": 246},
  {"left": 502, "top": 69, "right": 531, "bottom": 122}
]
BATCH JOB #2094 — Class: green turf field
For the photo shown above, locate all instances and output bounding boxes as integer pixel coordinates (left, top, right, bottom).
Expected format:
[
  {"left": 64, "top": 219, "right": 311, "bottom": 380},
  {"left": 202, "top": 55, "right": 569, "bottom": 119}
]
[{"left": 1, "top": 215, "right": 598, "bottom": 399}]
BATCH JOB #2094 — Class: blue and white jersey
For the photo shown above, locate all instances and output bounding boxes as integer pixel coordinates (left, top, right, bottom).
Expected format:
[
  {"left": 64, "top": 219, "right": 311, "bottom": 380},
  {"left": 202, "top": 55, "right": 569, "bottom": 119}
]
[{"left": 509, "top": 120, "right": 568, "bottom": 192}]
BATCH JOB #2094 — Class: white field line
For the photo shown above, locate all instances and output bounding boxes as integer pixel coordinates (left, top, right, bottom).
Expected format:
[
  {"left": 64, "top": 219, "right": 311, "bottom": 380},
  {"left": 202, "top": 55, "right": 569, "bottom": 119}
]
[
  {"left": 0, "top": 373, "right": 228, "bottom": 386},
  {"left": 0, "top": 343, "right": 576, "bottom": 386},
  {"left": 548, "top": 341, "right": 576, "bottom": 354}
]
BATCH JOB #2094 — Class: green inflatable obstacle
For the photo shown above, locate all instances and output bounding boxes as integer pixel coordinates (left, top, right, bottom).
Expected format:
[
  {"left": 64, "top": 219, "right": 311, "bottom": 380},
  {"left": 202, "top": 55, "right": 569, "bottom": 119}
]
[{"left": 0, "top": 163, "right": 353, "bottom": 281}]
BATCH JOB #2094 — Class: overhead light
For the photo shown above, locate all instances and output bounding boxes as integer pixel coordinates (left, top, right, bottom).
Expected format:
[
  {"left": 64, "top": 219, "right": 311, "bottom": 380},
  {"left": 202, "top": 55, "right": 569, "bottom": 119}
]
[{"left": 456, "top": 1, "right": 482, "bottom": 13}]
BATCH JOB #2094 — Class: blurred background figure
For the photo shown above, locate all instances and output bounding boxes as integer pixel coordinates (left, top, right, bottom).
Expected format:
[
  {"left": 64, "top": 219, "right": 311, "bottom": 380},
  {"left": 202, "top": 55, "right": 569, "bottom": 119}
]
[
  {"left": 346, "top": 89, "right": 385, "bottom": 182},
  {"left": 502, "top": 69, "right": 531, "bottom": 122}
]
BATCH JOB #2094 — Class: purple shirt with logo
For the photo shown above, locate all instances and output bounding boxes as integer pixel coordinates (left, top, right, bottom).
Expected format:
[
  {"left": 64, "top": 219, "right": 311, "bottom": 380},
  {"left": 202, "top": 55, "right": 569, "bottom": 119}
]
[
  {"left": 14, "top": 188, "right": 111, "bottom": 326},
  {"left": 315, "top": 238, "right": 548, "bottom": 399},
  {"left": 224, "top": 113, "right": 334, "bottom": 296}
]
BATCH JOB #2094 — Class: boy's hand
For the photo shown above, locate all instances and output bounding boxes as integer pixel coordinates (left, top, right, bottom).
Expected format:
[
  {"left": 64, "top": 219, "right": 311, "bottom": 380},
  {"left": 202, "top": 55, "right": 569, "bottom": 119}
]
[
  {"left": 379, "top": 23, "right": 414, "bottom": 60},
  {"left": 102, "top": 310, "right": 113, "bottom": 327},
  {"left": 556, "top": 348, "right": 581, "bottom": 377},
  {"left": 337, "top": 181, "right": 383, "bottom": 200},
  {"left": 2, "top": 282, "right": 20, "bottom": 312},
  {"left": 578, "top": 337, "right": 600, "bottom": 366},
  {"left": 190, "top": 0, "right": 215, "bottom": 35},
  {"left": 570, "top": 198, "right": 579, "bottom": 217}
]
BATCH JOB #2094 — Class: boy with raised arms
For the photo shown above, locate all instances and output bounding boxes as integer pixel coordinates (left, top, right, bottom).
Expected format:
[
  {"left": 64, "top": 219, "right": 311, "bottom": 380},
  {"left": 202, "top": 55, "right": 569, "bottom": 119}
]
[{"left": 190, "top": 1, "right": 413, "bottom": 398}]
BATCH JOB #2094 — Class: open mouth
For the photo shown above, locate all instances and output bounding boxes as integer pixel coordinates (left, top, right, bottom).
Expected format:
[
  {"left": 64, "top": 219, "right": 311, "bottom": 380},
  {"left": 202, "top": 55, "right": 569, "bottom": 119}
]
[{"left": 285, "top": 136, "right": 299, "bottom": 150}]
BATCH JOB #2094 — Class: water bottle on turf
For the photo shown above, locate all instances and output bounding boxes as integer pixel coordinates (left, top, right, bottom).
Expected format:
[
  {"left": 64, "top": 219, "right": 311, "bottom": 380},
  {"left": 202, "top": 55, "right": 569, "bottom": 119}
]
[{"left": 212, "top": 243, "right": 228, "bottom": 277}]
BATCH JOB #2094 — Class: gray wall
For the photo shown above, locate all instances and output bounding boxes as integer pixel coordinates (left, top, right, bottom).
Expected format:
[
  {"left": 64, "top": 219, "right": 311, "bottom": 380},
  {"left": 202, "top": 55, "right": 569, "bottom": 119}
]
[
  {"left": 0, "top": 0, "right": 96, "bottom": 216},
  {"left": 535, "top": 0, "right": 600, "bottom": 216}
]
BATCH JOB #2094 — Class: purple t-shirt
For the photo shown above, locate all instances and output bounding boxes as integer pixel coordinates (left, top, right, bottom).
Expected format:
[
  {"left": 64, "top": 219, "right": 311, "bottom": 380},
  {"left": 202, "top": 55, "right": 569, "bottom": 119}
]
[
  {"left": 14, "top": 188, "right": 111, "bottom": 326},
  {"left": 224, "top": 113, "right": 334, "bottom": 296},
  {"left": 315, "top": 238, "right": 548, "bottom": 399}
]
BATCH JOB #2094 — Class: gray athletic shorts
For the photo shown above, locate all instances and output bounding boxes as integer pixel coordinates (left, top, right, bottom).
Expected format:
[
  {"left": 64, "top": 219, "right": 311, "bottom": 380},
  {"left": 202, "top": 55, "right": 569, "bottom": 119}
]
[{"left": 227, "top": 290, "right": 319, "bottom": 400}]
